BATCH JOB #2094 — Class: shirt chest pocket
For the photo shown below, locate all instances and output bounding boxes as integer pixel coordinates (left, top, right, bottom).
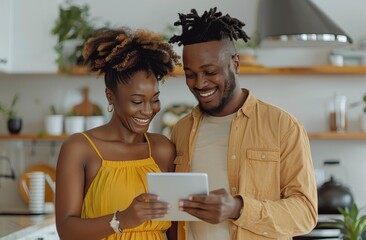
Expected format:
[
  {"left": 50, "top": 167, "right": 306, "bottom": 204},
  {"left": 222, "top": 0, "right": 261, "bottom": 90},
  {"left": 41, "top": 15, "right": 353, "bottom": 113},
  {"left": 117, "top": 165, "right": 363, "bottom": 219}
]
[
  {"left": 247, "top": 149, "right": 279, "bottom": 162},
  {"left": 173, "top": 151, "right": 189, "bottom": 172},
  {"left": 245, "top": 149, "right": 280, "bottom": 199}
]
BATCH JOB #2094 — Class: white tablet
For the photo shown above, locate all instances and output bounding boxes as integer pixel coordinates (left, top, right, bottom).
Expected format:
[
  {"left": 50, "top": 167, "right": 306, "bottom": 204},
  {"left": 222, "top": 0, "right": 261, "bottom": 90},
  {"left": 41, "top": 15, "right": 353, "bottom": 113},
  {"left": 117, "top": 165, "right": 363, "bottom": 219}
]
[{"left": 147, "top": 172, "right": 209, "bottom": 221}]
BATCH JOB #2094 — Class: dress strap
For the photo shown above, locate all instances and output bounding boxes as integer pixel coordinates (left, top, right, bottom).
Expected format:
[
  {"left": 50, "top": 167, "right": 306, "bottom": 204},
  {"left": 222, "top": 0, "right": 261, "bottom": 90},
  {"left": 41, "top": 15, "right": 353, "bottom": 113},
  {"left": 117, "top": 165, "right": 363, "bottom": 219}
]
[
  {"left": 80, "top": 132, "right": 104, "bottom": 160},
  {"left": 144, "top": 132, "right": 152, "bottom": 158}
]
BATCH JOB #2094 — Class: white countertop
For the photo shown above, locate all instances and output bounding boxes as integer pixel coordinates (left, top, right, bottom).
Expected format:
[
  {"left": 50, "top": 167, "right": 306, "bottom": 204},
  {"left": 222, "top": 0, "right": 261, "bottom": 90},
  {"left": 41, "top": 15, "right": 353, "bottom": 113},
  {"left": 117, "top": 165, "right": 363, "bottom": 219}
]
[{"left": 0, "top": 214, "right": 57, "bottom": 240}]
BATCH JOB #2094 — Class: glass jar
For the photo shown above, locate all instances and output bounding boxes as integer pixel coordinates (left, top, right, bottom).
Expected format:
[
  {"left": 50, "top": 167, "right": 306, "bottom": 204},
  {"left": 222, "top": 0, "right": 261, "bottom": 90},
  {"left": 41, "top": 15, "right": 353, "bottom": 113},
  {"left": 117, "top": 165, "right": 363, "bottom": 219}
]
[{"left": 328, "top": 94, "right": 348, "bottom": 132}]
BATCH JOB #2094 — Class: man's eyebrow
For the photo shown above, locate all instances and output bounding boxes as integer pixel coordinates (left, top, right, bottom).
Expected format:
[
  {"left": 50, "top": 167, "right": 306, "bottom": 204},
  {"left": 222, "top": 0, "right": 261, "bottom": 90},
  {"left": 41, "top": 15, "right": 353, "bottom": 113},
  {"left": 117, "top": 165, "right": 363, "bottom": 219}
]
[{"left": 183, "top": 64, "right": 215, "bottom": 71}]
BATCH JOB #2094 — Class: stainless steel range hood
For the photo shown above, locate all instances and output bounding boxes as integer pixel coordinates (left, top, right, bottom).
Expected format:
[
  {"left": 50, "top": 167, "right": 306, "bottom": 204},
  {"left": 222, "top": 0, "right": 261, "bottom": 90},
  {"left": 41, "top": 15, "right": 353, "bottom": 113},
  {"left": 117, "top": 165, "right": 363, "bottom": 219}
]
[{"left": 257, "top": 0, "right": 353, "bottom": 48}]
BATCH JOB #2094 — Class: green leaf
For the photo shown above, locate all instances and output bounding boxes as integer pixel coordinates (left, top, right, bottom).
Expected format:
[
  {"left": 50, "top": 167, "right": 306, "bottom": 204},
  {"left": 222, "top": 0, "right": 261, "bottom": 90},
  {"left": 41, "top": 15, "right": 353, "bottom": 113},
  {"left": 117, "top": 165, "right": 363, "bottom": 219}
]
[
  {"left": 330, "top": 204, "right": 366, "bottom": 240},
  {"left": 49, "top": 105, "right": 58, "bottom": 115},
  {"left": 50, "top": 1, "right": 97, "bottom": 67},
  {"left": 10, "top": 93, "right": 19, "bottom": 109},
  {"left": 0, "top": 94, "right": 19, "bottom": 119}
]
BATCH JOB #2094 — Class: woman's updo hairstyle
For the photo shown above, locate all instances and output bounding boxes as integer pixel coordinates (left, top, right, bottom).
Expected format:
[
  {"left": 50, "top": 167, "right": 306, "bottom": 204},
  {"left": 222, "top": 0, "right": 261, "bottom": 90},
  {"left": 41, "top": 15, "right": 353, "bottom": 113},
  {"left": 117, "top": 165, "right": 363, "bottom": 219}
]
[{"left": 83, "top": 27, "right": 180, "bottom": 93}]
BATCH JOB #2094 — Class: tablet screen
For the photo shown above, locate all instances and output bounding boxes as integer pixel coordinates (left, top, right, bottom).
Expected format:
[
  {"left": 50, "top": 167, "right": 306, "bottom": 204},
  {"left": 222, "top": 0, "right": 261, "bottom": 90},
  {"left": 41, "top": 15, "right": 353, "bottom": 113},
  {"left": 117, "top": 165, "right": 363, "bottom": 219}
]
[{"left": 147, "top": 172, "right": 209, "bottom": 221}]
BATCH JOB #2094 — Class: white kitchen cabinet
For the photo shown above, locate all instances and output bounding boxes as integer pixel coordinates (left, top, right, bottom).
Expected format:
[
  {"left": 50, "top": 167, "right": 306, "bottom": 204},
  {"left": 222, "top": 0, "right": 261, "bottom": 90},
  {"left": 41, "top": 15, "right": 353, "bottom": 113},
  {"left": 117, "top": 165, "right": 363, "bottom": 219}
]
[{"left": 0, "top": 0, "right": 58, "bottom": 73}]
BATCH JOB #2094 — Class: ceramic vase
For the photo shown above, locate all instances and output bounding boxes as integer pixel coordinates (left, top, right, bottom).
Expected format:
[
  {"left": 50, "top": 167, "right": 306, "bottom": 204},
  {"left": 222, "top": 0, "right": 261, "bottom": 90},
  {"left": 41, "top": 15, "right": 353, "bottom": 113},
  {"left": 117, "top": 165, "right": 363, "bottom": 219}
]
[
  {"left": 85, "top": 116, "right": 105, "bottom": 130},
  {"left": 65, "top": 116, "right": 85, "bottom": 134},
  {"left": 44, "top": 115, "right": 64, "bottom": 135}
]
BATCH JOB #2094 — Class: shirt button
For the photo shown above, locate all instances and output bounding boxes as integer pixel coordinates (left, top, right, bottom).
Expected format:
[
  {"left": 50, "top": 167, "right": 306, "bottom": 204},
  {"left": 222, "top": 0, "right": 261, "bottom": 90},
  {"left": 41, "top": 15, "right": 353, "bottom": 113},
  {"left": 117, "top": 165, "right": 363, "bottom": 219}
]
[
  {"left": 261, "top": 154, "right": 266, "bottom": 159},
  {"left": 231, "top": 187, "right": 237, "bottom": 194},
  {"left": 263, "top": 231, "right": 268, "bottom": 235},
  {"left": 232, "top": 226, "right": 237, "bottom": 231},
  {"left": 192, "top": 128, "right": 196, "bottom": 132},
  {"left": 231, "top": 155, "right": 236, "bottom": 160}
]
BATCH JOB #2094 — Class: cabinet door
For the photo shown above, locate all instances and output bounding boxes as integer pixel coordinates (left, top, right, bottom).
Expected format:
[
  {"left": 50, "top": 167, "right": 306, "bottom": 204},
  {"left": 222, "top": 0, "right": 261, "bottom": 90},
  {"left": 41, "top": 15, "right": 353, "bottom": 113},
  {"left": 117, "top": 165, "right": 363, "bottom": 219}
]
[
  {"left": 0, "top": 0, "right": 58, "bottom": 73},
  {"left": 0, "top": 0, "right": 12, "bottom": 71}
]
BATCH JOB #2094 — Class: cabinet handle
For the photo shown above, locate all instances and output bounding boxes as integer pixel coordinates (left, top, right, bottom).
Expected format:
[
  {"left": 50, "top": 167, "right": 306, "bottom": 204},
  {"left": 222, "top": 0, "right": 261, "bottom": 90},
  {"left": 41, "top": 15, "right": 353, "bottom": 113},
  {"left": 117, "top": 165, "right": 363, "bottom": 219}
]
[{"left": 0, "top": 58, "right": 8, "bottom": 64}]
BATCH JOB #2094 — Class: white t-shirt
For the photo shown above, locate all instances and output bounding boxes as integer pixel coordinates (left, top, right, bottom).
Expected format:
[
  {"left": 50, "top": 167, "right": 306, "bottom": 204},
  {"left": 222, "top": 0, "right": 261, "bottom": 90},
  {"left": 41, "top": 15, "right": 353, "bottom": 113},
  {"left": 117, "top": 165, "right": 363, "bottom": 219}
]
[{"left": 188, "top": 113, "right": 236, "bottom": 240}]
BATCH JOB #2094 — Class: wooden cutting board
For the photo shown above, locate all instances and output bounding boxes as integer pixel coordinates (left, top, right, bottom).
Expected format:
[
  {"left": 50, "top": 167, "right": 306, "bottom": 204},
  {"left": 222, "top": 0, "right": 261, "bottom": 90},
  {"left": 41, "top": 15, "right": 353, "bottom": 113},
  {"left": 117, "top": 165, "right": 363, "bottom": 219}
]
[{"left": 70, "top": 87, "right": 102, "bottom": 116}]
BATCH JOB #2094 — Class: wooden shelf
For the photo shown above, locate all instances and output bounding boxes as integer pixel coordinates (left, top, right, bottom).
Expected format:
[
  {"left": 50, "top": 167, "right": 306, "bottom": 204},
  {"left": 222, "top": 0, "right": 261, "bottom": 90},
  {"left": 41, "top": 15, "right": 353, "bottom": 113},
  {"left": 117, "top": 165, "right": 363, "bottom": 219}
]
[
  {"left": 0, "top": 134, "right": 68, "bottom": 141},
  {"left": 237, "top": 65, "right": 366, "bottom": 75},
  {"left": 1, "top": 132, "right": 366, "bottom": 141},
  {"left": 149, "top": 65, "right": 366, "bottom": 76},
  {"left": 62, "top": 65, "right": 366, "bottom": 76},
  {"left": 307, "top": 132, "right": 366, "bottom": 140},
  {"left": 58, "top": 66, "right": 95, "bottom": 76}
]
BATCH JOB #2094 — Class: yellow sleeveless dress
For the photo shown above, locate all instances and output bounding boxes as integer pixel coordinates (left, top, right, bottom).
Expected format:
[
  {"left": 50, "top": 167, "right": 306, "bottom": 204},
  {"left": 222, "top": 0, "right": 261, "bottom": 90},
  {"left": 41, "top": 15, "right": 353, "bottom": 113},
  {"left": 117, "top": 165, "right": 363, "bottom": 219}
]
[{"left": 80, "top": 132, "right": 171, "bottom": 240}]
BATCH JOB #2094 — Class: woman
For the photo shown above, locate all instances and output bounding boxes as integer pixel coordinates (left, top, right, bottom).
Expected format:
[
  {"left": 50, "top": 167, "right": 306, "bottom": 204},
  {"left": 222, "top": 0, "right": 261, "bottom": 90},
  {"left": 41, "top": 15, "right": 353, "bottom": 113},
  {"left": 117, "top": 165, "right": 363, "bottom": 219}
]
[{"left": 55, "top": 27, "right": 180, "bottom": 240}]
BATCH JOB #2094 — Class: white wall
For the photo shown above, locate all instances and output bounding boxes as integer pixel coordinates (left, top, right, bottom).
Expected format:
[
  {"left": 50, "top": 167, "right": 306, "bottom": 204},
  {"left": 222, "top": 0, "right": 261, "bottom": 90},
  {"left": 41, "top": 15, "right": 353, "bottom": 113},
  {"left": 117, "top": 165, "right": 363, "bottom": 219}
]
[{"left": 1, "top": 0, "right": 366, "bottom": 209}]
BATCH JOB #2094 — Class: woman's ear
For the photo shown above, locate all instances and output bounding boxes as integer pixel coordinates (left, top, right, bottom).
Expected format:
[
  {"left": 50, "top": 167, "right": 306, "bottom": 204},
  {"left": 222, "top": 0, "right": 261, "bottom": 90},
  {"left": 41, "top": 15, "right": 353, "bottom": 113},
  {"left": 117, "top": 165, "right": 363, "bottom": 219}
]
[{"left": 105, "top": 88, "right": 113, "bottom": 103}]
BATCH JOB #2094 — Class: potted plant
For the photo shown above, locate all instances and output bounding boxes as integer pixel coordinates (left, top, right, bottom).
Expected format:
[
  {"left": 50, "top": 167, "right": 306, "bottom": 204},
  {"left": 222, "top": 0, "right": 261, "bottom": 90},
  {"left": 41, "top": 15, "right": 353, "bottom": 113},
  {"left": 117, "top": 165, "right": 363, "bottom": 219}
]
[
  {"left": 51, "top": 1, "right": 97, "bottom": 70},
  {"left": 161, "top": 23, "right": 183, "bottom": 57},
  {"left": 85, "top": 106, "right": 105, "bottom": 130},
  {"left": 64, "top": 110, "right": 85, "bottom": 135},
  {"left": 44, "top": 104, "right": 64, "bottom": 136},
  {"left": 349, "top": 94, "right": 366, "bottom": 132},
  {"left": 323, "top": 203, "right": 366, "bottom": 240},
  {"left": 235, "top": 32, "right": 260, "bottom": 66},
  {"left": 0, "top": 93, "right": 22, "bottom": 134},
  {"left": 161, "top": 103, "right": 193, "bottom": 137}
]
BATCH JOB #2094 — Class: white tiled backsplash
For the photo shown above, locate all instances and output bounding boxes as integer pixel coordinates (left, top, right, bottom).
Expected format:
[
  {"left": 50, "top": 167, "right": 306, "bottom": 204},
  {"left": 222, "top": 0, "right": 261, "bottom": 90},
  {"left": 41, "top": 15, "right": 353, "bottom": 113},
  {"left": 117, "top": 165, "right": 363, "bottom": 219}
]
[{"left": 0, "top": 141, "right": 61, "bottom": 209}]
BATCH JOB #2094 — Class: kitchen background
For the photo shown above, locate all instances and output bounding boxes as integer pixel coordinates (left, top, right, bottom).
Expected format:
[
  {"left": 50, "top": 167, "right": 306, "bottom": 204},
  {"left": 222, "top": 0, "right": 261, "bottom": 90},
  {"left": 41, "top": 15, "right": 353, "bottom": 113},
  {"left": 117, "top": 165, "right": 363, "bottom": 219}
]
[{"left": 0, "top": 0, "right": 366, "bottom": 211}]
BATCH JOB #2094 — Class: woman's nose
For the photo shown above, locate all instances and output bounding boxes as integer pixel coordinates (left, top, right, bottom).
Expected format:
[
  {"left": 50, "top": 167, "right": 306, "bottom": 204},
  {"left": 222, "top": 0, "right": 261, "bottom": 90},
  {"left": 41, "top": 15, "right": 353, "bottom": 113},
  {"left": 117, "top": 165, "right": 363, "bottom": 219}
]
[{"left": 142, "top": 104, "right": 153, "bottom": 115}]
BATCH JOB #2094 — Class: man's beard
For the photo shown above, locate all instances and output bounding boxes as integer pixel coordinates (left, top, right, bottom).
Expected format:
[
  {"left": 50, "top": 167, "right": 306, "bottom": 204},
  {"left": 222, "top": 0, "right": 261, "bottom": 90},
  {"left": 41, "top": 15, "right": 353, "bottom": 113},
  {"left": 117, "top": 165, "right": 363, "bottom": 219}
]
[{"left": 199, "top": 69, "right": 236, "bottom": 116}]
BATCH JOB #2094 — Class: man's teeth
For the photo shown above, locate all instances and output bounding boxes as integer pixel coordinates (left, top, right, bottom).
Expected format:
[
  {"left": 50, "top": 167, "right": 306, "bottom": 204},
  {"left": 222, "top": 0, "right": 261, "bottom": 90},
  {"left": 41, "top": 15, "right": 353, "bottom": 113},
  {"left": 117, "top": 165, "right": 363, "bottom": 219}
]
[
  {"left": 134, "top": 118, "right": 149, "bottom": 123},
  {"left": 200, "top": 89, "right": 216, "bottom": 97}
]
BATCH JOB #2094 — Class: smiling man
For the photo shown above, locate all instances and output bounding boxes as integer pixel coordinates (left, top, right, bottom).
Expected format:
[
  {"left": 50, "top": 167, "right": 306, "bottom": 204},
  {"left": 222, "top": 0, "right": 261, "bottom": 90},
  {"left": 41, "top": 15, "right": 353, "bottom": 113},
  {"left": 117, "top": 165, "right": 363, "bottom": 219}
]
[{"left": 169, "top": 7, "right": 318, "bottom": 240}]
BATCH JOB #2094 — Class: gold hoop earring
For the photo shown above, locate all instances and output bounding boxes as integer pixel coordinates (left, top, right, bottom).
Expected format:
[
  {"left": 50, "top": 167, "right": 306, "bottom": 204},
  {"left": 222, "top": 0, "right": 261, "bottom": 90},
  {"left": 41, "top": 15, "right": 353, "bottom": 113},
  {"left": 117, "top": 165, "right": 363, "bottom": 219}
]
[{"left": 107, "top": 103, "right": 114, "bottom": 112}]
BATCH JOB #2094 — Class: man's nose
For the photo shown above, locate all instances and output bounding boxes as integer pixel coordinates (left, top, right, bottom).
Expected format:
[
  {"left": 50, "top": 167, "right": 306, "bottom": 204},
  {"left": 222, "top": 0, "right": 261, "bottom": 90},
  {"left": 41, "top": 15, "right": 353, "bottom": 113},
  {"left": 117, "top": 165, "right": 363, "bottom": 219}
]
[{"left": 195, "top": 74, "right": 209, "bottom": 89}]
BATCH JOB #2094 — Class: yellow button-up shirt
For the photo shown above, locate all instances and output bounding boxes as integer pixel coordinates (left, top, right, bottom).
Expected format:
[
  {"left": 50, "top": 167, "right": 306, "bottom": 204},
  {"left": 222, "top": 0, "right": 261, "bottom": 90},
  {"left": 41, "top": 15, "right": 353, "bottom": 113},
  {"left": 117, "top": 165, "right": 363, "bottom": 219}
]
[{"left": 170, "top": 89, "right": 317, "bottom": 240}]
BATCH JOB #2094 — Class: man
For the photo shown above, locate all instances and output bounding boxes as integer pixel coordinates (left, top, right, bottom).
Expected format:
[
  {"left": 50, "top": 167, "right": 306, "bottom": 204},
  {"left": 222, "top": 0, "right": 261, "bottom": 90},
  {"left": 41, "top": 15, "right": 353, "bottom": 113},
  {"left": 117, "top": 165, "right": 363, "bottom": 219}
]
[{"left": 169, "top": 7, "right": 317, "bottom": 240}]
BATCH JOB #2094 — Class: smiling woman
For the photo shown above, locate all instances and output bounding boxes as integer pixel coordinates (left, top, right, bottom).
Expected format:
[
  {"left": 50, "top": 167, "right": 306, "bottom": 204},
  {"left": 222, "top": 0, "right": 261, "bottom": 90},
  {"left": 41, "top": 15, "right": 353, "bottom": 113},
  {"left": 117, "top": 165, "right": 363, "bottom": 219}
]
[{"left": 55, "top": 26, "right": 180, "bottom": 240}]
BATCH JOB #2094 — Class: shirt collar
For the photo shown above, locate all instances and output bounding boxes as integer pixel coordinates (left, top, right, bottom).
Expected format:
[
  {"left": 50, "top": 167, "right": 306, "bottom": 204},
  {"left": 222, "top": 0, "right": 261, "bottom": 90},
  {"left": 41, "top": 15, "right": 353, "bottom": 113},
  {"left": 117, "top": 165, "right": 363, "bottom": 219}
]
[{"left": 191, "top": 88, "right": 258, "bottom": 119}]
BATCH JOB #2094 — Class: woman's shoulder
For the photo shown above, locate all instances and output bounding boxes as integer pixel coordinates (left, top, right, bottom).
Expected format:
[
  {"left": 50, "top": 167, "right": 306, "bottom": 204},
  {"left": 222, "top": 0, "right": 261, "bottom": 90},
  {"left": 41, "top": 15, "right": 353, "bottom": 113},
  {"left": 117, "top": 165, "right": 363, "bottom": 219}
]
[
  {"left": 147, "top": 132, "right": 176, "bottom": 171},
  {"left": 147, "top": 132, "right": 173, "bottom": 145},
  {"left": 60, "top": 132, "right": 94, "bottom": 156},
  {"left": 63, "top": 132, "right": 89, "bottom": 145}
]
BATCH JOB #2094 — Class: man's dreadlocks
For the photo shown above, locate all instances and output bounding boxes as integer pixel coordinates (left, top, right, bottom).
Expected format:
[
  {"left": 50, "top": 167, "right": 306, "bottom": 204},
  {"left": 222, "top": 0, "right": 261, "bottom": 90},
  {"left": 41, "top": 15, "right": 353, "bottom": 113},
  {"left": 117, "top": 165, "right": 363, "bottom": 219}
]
[{"left": 169, "top": 7, "right": 250, "bottom": 46}]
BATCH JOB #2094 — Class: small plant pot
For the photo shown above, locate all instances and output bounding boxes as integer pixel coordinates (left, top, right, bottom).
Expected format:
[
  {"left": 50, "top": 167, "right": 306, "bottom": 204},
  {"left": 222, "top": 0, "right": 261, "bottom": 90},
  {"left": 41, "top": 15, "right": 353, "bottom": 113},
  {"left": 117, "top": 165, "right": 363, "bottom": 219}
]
[
  {"left": 360, "top": 113, "right": 366, "bottom": 132},
  {"left": 238, "top": 48, "right": 257, "bottom": 66},
  {"left": 85, "top": 116, "right": 105, "bottom": 130},
  {"left": 61, "top": 39, "right": 84, "bottom": 67},
  {"left": 45, "top": 115, "right": 64, "bottom": 135},
  {"left": 7, "top": 118, "right": 22, "bottom": 134},
  {"left": 65, "top": 116, "right": 85, "bottom": 135}
]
